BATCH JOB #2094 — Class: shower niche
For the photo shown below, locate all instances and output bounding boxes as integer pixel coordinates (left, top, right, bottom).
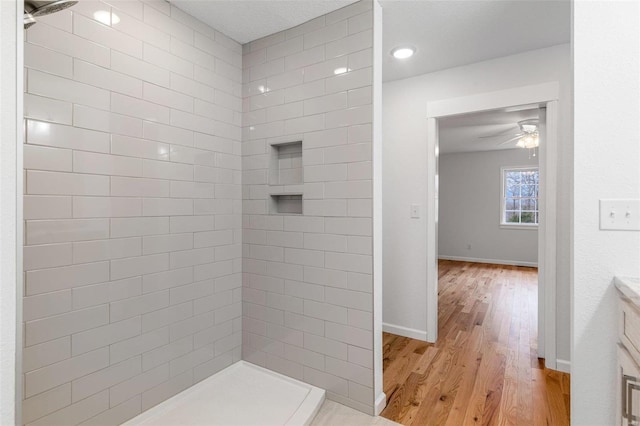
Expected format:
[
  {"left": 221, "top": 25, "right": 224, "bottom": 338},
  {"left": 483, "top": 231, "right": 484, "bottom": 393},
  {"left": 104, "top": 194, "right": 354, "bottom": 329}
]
[{"left": 269, "top": 141, "right": 303, "bottom": 215}]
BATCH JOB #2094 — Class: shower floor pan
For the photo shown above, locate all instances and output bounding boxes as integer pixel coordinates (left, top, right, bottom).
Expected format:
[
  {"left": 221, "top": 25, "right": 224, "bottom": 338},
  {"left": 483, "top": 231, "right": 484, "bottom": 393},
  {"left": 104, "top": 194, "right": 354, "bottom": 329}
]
[{"left": 123, "top": 361, "right": 325, "bottom": 426}]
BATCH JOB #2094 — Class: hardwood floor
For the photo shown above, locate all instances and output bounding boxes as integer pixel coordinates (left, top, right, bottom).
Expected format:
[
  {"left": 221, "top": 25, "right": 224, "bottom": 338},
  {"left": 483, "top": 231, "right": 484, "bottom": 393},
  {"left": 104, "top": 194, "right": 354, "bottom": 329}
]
[{"left": 380, "top": 260, "right": 570, "bottom": 426}]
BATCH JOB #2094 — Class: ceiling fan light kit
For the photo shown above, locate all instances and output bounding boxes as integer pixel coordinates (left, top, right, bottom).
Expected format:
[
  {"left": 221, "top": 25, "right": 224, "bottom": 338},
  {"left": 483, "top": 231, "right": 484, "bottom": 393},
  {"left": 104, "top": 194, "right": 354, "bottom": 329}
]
[
  {"left": 516, "top": 119, "right": 539, "bottom": 157},
  {"left": 483, "top": 118, "right": 540, "bottom": 157},
  {"left": 516, "top": 119, "right": 540, "bottom": 158},
  {"left": 517, "top": 132, "right": 539, "bottom": 149}
]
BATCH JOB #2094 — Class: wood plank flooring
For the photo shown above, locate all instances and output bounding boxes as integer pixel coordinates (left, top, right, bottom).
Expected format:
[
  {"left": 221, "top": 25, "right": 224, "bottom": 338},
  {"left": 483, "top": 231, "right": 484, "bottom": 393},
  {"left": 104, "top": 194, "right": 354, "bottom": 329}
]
[{"left": 380, "top": 260, "right": 570, "bottom": 426}]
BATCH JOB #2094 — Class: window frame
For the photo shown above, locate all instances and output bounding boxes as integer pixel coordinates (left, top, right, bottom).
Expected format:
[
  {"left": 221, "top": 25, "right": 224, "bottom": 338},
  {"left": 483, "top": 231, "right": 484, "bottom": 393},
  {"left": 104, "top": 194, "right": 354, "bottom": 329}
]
[{"left": 500, "top": 166, "right": 539, "bottom": 230}]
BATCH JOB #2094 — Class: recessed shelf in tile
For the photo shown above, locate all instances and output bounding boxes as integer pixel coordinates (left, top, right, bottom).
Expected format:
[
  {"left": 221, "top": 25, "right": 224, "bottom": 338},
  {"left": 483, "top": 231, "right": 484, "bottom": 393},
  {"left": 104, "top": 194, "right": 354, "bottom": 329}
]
[
  {"left": 269, "top": 141, "right": 302, "bottom": 186},
  {"left": 270, "top": 194, "right": 302, "bottom": 215}
]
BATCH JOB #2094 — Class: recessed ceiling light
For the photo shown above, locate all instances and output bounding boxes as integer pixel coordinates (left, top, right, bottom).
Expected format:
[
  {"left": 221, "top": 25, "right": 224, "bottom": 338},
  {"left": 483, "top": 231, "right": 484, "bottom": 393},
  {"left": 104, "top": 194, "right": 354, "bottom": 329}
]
[
  {"left": 333, "top": 67, "right": 351, "bottom": 75},
  {"left": 391, "top": 47, "right": 415, "bottom": 59}
]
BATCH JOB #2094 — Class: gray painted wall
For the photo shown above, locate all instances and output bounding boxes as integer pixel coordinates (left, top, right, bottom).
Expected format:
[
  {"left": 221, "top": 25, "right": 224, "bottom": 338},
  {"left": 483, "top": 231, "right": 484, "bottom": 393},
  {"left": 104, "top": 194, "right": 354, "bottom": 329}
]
[{"left": 438, "top": 149, "right": 538, "bottom": 265}]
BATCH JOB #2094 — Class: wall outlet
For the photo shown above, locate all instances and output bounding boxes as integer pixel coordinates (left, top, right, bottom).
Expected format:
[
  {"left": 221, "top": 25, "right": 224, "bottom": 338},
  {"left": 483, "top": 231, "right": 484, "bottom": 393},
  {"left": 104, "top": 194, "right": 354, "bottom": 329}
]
[
  {"left": 467, "top": 244, "right": 472, "bottom": 250},
  {"left": 600, "top": 199, "right": 640, "bottom": 231}
]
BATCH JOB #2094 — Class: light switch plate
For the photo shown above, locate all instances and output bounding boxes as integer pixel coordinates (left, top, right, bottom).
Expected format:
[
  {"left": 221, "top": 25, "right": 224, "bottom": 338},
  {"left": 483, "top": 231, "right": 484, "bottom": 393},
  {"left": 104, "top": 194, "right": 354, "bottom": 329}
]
[
  {"left": 600, "top": 199, "right": 640, "bottom": 230},
  {"left": 410, "top": 204, "right": 420, "bottom": 219}
]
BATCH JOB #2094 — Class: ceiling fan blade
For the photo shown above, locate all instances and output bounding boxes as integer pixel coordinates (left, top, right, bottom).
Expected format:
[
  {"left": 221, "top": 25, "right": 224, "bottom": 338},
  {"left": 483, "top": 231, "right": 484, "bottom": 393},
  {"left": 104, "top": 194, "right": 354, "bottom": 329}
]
[
  {"left": 497, "top": 134, "right": 524, "bottom": 146},
  {"left": 478, "top": 125, "right": 520, "bottom": 139}
]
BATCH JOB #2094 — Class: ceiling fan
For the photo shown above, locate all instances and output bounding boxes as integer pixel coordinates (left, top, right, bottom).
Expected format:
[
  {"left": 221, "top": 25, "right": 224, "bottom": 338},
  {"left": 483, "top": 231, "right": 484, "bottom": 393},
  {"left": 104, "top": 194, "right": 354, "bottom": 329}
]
[{"left": 480, "top": 118, "right": 539, "bottom": 148}]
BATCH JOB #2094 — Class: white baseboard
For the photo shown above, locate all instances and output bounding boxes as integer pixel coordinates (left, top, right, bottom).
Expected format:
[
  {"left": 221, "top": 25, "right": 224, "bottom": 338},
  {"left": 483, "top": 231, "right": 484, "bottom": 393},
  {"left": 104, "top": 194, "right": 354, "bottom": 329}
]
[
  {"left": 556, "top": 359, "right": 571, "bottom": 373},
  {"left": 374, "top": 392, "right": 386, "bottom": 415},
  {"left": 438, "top": 255, "right": 538, "bottom": 268},
  {"left": 382, "top": 323, "right": 428, "bottom": 341}
]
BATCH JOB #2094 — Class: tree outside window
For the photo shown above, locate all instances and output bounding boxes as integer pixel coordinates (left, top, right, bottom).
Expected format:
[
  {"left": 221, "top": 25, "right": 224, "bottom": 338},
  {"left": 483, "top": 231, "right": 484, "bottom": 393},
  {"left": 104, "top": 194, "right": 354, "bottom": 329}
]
[{"left": 501, "top": 167, "right": 539, "bottom": 226}]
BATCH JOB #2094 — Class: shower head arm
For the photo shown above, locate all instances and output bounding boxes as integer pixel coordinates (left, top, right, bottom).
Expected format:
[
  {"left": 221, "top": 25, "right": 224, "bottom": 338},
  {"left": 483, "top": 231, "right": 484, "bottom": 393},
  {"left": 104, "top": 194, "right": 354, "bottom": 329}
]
[{"left": 23, "top": 0, "right": 77, "bottom": 29}]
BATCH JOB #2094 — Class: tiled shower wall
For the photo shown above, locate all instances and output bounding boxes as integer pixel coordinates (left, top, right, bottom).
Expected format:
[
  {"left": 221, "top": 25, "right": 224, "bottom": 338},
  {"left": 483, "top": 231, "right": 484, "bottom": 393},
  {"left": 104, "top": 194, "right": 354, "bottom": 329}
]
[
  {"left": 241, "top": 0, "right": 376, "bottom": 413},
  {"left": 21, "top": 1, "right": 242, "bottom": 424}
]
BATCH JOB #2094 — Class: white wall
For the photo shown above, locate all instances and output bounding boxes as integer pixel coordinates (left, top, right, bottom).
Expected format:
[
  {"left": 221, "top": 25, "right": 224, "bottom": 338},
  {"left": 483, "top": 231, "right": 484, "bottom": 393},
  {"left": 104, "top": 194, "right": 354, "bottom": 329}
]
[
  {"left": 1, "top": 1, "right": 20, "bottom": 424},
  {"left": 438, "top": 149, "right": 538, "bottom": 266},
  {"left": 382, "top": 44, "right": 572, "bottom": 361},
  {"left": 573, "top": 1, "right": 640, "bottom": 424}
]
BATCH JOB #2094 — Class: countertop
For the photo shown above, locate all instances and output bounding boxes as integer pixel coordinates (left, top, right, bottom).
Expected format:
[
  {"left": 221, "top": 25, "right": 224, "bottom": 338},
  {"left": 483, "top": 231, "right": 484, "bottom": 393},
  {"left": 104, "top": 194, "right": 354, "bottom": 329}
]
[{"left": 615, "top": 276, "right": 640, "bottom": 307}]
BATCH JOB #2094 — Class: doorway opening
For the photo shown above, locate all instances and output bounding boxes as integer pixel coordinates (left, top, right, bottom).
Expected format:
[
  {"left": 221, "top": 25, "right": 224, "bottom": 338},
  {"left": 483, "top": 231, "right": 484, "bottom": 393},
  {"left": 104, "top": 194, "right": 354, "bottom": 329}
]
[
  {"left": 436, "top": 104, "right": 542, "bottom": 362},
  {"left": 425, "top": 83, "right": 560, "bottom": 367}
]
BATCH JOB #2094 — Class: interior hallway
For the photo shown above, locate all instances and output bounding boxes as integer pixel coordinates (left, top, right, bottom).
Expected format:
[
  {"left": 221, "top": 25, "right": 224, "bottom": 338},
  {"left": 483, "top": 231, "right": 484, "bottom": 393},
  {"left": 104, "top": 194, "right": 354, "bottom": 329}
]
[{"left": 380, "top": 260, "right": 570, "bottom": 425}]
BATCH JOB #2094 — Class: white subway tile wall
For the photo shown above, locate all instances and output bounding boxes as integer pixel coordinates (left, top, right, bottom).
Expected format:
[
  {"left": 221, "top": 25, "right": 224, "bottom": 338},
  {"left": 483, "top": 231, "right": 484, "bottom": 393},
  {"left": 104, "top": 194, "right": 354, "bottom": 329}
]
[
  {"left": 22, "top": 1, "right": 242, "bottom": 424},
  {"left": 242, "top": 0, "right": 374, "bottom": 413}
]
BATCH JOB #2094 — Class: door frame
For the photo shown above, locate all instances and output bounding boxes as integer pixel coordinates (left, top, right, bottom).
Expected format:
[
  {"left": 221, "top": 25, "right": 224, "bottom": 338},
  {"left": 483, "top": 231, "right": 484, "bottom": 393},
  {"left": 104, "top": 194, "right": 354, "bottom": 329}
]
[
  {"left": 425, "top": 82, "right": 559, "bottom": 369},
  {"left": 1, "top": 0, "right": 24, "bottom": 424}
]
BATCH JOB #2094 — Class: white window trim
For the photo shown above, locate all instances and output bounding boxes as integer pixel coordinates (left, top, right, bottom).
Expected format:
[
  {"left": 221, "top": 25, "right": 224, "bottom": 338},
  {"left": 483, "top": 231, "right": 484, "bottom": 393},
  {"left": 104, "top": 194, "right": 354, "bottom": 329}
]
[{"left": 500, "top": 166, "right": 539, "bottom": 229}]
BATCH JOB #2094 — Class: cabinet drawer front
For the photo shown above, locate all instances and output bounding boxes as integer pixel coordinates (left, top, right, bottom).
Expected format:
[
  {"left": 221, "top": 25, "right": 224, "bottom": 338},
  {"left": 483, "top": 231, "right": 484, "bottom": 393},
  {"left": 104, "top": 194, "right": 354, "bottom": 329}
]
[
  {"left": 618, "top": 344, "right": 640, "bottom": 425},
  {"left": 621, "top": 299, "right": 640, "bottom": 359}
]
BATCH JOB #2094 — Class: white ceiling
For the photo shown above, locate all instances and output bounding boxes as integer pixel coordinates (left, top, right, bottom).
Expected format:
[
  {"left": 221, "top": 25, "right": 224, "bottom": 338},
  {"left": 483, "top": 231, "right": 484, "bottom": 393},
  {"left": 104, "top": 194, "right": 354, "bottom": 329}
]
[
  {"left": 438, "top": 107, "right": 539, "bottom": 154},
  {"left": 170, "top": 0, "right": 359, "bottom": 44},
  {"left": 380, "top": 0, "right": 571, "bottom": 82},
  {"left": 170, "top": 1, "right": 570, "bottom": 81}
]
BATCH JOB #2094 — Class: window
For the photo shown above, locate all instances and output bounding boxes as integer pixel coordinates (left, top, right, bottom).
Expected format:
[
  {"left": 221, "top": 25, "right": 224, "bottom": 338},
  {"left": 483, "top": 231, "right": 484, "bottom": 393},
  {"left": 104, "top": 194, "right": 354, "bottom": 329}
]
[{"left": 501, "top": 167, "right": 539, "bottom": 227}]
